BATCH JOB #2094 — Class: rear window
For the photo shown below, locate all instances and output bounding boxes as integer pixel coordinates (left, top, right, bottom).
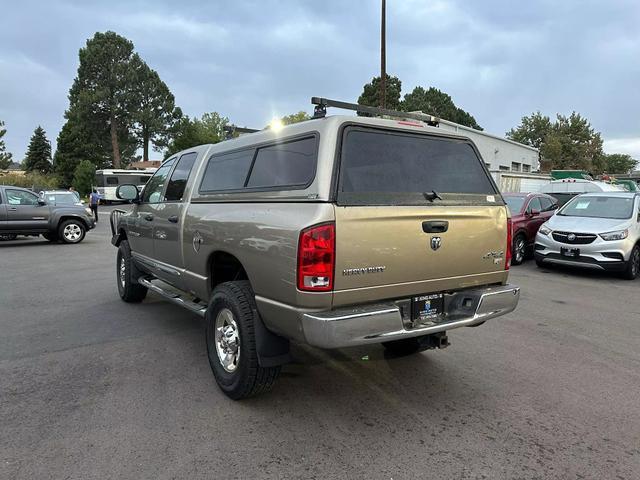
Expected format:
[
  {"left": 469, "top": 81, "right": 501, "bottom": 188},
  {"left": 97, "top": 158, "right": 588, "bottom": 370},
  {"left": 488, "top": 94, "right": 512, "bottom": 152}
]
[
  {"left": 338, "top": 127, "right": 497, "bottom": 205},
  {"left": 246, "top": 136, "right": 316, "bottom": 188}
]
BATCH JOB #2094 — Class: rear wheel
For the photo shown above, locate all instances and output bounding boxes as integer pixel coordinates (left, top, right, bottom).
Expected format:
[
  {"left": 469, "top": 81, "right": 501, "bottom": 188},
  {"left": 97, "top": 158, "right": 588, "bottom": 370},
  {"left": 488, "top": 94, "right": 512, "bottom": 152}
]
[
  {"left": 621, "top": 245, "right": 640, "bottom": 280},
  {"left": 116, "top": 240, "right": 148, "bottom": 302},
  {"left": 205, "top": 281, "right": 280, "bottom": 399},
  {"left": 58, "top": 219, "right": 86, "bottom": 244},
  {"left": 512, "top": 233, "right": 527, "bottom": 265}
]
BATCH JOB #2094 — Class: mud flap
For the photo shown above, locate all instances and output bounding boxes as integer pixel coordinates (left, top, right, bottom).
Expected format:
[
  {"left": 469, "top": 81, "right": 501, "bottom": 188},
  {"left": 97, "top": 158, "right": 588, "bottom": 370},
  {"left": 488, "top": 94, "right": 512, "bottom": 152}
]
[{"left": 254, "top": 315, "right": 291, "bottom": 367}]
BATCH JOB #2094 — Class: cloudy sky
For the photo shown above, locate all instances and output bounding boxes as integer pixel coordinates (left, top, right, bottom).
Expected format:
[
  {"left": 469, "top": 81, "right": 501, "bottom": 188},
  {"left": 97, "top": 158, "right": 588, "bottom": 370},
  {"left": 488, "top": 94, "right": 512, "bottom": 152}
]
[{"left": 1, "top": 0, "right": 639, "bottom": 162}]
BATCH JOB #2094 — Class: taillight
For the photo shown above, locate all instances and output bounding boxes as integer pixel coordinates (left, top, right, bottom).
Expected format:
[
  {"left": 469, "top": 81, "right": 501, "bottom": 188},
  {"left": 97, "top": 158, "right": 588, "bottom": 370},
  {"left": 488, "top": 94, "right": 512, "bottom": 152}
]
[
  {"left": 297, "top": 223, "right": 335, "bottom": 291},
  {"left": 505, "top": 217, "right": 513, "bottom": 270}
]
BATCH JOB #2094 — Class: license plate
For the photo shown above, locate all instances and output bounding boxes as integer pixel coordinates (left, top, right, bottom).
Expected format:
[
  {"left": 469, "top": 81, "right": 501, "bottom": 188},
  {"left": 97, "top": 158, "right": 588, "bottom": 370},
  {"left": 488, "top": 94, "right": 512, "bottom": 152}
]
[
  {"left": 561, "top": 247, "right": 580, "bottom": 258},
  {"left": 412, "top": 294, "right": 444, "bottom": 322}
]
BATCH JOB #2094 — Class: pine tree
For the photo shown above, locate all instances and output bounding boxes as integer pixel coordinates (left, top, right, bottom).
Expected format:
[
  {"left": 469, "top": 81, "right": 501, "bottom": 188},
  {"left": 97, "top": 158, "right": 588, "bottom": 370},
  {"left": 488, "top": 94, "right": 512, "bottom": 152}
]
[
  {"left": 0, "top": 120, "right": 13, "bottom": 169},
  {"left": 23, "top": 126, "right": 52, "bottom": 173}
]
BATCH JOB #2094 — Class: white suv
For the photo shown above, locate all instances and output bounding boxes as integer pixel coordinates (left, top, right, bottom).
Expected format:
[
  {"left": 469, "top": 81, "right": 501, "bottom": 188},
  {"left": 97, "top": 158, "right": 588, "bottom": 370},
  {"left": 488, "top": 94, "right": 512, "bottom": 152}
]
[{"left": 534, "top": 192, "right": 640, "bottom": 279}]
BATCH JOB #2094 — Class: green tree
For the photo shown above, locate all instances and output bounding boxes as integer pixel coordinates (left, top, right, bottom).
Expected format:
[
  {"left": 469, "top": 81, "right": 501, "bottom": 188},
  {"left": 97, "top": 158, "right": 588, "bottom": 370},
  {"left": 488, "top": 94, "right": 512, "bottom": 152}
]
[
  {"left": 69, "top": 31, "right": 141, "bottom": 168},
  {"left": 540, "top": 113, "right": 603, "bottom": 172},
  {"left": 0, "top": 120, "right": 13, "bottom": 169},
  {"left": 23, "top": 126, "right": 52, "bottom": 173},
  {"left": 506, "top": 112, "right": 552, "bottom": 150},
  {"left": 280, "top": 111, "right": 311, "bottom": 125},
  {"left": 132, "top": 61, "right": 180, "bottom": 161},
  {"left": 163, "top": 112, "right": 229, "bottom": 157},
  {"left": 600, "top": 153, "right": 638, "bottom": 174},
  {"left": 357, "top": 74, "right": 402, "bottom": 112},
  {"left": 72, "top": 160, "right": 96, "bottom": 195},
  {"left": 401, "top": 86, "right": 482, "bottom": 130}
]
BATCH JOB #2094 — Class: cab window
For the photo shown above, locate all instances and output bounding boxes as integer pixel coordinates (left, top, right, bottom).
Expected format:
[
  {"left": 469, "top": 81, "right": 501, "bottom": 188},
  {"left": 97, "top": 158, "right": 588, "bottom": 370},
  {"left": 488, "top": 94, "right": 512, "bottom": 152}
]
[
  {"left": 141, "top": 159, "right": 175, "bottom": 203},
  {"left": 164, "top": 153, "right": 197, "bottom": 201},
  {"left": 6, "top": 189, "right": 39, "bottom": 206}
]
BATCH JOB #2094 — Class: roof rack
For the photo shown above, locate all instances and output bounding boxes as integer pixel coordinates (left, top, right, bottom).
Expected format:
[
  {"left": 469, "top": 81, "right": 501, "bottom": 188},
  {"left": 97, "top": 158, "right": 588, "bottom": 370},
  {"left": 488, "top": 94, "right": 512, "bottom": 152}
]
[
  {"left": 311, "top": 97, "right": 440, "bottom": 126},
  {"left": 223, "top": 125, "right": 260, "bottom": 140}
]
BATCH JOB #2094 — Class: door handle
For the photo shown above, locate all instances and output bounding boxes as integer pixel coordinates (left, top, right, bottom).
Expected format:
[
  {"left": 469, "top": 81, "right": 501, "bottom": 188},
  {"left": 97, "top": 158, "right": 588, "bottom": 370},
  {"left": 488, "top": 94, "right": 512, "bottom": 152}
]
[
  {"left": 144, "top": 214, "right": 154, "bottom": 221},
  {"left": 422, "top": 220, "right": 449, "bottom": 233},
  {"left": 168, "top": 215, "right": 179, "bottom": 223},
  {"left": 8, "top": 207, "right": 17, "bottom": 211}
]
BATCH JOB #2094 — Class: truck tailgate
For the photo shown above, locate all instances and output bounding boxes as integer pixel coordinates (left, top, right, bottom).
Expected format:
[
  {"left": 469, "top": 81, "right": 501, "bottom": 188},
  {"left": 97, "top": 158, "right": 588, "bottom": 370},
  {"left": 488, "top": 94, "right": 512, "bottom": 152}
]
[{"left": 334, "top": 205, "right": 508, "bottom": 295}]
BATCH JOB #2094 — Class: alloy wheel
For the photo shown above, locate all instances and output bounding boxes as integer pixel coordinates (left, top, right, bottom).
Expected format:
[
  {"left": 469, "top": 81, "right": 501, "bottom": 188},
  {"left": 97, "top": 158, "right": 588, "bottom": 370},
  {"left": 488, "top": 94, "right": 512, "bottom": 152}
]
[
  {"left": 214, "top": 308, "right": 240, "bottom": 373},
  {"left": 63, "top": 223, "right": 82, "bottom": 242}
]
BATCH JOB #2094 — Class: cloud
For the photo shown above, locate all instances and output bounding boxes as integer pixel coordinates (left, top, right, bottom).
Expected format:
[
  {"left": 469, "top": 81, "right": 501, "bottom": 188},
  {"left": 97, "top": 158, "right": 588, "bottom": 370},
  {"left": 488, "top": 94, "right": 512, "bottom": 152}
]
[
  {"left": 604, "top": 138, "right": 640, "bottom": 160},
  {"left": 0, "top": 0, "right": 639, "bottom": 162}
]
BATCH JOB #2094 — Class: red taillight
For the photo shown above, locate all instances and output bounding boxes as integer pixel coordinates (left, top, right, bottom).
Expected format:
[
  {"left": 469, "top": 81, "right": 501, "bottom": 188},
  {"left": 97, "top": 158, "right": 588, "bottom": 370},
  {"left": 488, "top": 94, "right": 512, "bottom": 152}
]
[
  {"left": 505, "top": 217, "right": 513, "bottom": 270},
  {"left": 297, "top": 223, "right": 335, "bottom": 291}
]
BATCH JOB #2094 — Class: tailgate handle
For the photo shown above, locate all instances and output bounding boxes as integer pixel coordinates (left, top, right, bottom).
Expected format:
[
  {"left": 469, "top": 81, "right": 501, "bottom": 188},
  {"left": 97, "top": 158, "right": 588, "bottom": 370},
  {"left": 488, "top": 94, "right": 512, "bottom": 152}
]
[{"left": 422, "top": 220, "right": 448, "bottom": 233}]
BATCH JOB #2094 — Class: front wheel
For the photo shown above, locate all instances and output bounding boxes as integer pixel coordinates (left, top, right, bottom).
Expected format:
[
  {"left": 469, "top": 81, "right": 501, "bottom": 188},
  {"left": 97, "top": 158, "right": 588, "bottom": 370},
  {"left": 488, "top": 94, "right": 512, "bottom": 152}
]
[
  {"left": 205, "top": 281, "right": 280, "bottom": 399},
  {"left": 621, "top": 245, "right": 640, "bottom": 280},
  {"left": 58, "top": 219, "right": 86, "bottom": 244},
  {"left": 116, "top": 240, "right": 148, "bottom": 302},
  {"left": 0, "top": 234, "right": 17, "bottom": 241}
]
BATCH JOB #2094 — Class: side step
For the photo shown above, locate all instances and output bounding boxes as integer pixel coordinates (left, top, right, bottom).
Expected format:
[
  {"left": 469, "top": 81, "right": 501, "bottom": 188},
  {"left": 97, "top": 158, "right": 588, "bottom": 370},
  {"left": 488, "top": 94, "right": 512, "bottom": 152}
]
[{"left": 138, "top": 277, "right": 207, "bottom": 318}]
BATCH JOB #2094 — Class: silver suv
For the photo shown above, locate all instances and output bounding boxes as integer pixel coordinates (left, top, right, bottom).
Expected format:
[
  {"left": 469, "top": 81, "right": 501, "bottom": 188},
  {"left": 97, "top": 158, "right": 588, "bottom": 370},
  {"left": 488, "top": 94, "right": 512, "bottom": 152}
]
[{"left": 534, "top": 192, "right": 640, "bottom": 279}]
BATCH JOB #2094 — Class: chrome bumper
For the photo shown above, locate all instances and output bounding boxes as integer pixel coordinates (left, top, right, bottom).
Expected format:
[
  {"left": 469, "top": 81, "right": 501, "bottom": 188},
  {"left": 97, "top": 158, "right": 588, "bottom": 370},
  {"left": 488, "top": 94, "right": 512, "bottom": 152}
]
[{"left": 300, "top": 284, "right": 520, "bottom": 349}]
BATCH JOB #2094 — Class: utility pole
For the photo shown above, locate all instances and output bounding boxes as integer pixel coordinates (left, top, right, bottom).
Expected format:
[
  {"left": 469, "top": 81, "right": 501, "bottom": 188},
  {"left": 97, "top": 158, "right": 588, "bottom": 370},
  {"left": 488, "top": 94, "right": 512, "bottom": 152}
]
[{"left": 380, "top": 0, "right": 386, "bottom": 109}]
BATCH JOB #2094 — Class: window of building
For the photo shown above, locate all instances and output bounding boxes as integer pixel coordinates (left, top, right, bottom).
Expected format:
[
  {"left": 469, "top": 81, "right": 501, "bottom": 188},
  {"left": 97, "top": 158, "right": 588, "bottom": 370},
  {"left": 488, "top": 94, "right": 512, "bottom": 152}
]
[
  {"left": 522, "top": 164, "right": 531, "bottom": 173},
  {"left": 511, "top": 162, "right": 521, "bottom": 172}
]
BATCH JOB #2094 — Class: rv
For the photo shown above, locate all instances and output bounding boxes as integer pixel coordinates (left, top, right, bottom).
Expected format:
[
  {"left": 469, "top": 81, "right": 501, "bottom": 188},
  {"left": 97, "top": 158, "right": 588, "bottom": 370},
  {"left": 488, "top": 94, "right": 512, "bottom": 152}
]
[{"left": 95, "top": 169, "right": 156, "bottom": 203}]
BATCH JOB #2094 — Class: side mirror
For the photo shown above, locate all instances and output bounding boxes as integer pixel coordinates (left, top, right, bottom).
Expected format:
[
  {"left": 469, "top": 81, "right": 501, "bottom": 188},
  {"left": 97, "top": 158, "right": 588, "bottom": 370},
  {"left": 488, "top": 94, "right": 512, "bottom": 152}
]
[
  {"left": 116, "top": 184, "right": 139, "bottom": 203},
  {"left": 37, "top": 198, "right": 47, "bottom": 206},
  {"left": 528, "top": 209, "right": 540, "bottom": 216}
]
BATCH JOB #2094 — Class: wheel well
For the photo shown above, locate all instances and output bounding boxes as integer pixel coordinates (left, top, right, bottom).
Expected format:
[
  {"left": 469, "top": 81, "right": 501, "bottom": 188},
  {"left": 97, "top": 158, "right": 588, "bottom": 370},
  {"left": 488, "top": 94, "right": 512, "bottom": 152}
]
[
  {"left": 209, "top": 251, "right": 248, "bottom": 289},
  {"left": 514, "top": 229, "right": 528, "bottom": 241},
  {"left": 58, "top": 215, "right": 89, "bottom": 230}
]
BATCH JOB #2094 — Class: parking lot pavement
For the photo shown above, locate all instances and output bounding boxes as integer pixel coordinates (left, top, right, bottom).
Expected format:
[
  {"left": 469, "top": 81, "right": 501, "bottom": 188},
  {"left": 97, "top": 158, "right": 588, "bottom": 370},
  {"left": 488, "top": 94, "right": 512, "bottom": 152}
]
[{"left": 1, "top": 214, "right": 639, "bottom": 480}]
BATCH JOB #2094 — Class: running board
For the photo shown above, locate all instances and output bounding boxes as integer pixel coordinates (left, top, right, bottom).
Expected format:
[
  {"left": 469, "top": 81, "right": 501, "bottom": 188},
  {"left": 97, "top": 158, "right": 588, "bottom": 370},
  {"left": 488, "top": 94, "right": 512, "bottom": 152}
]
[{"left": 138, "top": 277, "right": 207, "bottom": 318}]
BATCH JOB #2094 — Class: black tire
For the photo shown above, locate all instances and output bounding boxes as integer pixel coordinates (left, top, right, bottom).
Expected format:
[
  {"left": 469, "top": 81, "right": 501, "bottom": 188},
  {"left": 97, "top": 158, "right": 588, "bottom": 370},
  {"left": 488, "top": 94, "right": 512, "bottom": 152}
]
[
  {"left": 116, "top": 240, "right": 148, "bottom": 302},
  {"left": 58, "top": 219, "right": 86, "bottom": 244},
  {"left": 42, "top": 232, "right": 58, "bottom": 242},
  {"left": 512, "top": 233, "right": 527, "bottom": 265},
  {"left": 382, "top": 337, "right": 421, "bottom": 356},
  {"left": 205, "top": 281, "right": 280, "bottom": 400},
  {"left": 0, "top": 234, "right": 17, "bottom": 241},
  {"left": 621, "top": 245, "right": 640, "bottom": 280}
]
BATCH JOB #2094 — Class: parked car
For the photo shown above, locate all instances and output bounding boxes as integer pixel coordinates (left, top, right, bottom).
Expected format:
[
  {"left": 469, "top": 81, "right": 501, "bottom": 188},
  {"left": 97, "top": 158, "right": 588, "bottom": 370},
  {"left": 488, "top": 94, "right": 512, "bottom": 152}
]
[
  {"left": 503, "top": 192, "right": 558, "bottom": 265},
  {"left": 39, "top": 190, "right": 83, "bottom": 206},
  {"left": 111, "top": 98, "right": 520, "bottom": 399},
  {"left": 0, "top": 186, "right": 95, "bottom": 244},
  {"left": 534, "top": 192, "right": 640, "bottom": 279},
  {"left": 539, "top": 178, "right": 625, "bottom": 207}
]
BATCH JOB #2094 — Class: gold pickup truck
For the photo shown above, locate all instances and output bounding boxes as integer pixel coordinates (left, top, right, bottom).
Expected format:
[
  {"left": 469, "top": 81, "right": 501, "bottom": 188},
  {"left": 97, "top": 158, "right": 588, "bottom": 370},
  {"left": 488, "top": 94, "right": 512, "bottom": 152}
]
[{"left": 111, "top": 99, "right": 520, "bottom": 399}]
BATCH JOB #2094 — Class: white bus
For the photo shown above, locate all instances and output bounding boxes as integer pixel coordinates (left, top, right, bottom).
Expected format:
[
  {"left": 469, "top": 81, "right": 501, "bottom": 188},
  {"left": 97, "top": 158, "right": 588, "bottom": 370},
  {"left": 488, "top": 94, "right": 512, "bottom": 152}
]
[{"left": 95, "top": 169, "right": 156, "bottom": 202}]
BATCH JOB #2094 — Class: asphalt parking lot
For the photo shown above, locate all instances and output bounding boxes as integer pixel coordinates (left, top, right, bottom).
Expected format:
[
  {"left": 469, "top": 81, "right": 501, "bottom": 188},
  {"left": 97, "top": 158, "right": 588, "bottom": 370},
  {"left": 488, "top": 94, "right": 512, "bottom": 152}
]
[{"left": 1, "top": 208, "right": 639, "bottom": 480}]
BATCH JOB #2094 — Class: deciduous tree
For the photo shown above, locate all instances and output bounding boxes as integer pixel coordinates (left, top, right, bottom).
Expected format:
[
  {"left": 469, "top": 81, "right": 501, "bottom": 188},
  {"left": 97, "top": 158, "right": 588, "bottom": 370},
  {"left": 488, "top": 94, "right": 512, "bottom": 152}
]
[
  {"left": 72, "top": 160, "right": 96, "bottom": 195},
  {"left": 163, "top": 112, "right": 229, "bottom": 158},
  {"left": 401, "top": 86, "right": 482, "bottom": 130}
]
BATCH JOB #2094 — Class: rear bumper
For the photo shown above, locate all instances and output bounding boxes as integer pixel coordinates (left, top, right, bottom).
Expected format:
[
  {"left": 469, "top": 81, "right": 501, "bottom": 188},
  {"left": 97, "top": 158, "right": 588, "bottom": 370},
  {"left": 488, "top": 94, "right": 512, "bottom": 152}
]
[{"left": 300, "top": 284, "right": 520, "bottom": 349}]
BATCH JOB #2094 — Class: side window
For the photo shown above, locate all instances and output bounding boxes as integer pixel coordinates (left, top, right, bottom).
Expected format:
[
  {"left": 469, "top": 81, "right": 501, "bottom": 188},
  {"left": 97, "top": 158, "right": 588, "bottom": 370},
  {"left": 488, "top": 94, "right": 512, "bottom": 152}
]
[
  {"left": 527, "top": 197, "right": 542, "bottom": 213},
  {"left": 246, "top": 137, "right": 317, "bottom": 188},
  {"left": 107, "top": 177, "right": 119, "bottom": 185},
  {"left": 539, "top": 197, "right": 553, "bottom": 212},
  {"left": 200, "top": 149, "right": 254, "bottom": 192},
  {"left": 165, "top": 152, "right": 197, "bottom": 201},
  {"left": 6, "top": 189, "right": 39, "bottom": 205},
  {"left": 141, "top": 159, "right": 175, "bottom": 204}
]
